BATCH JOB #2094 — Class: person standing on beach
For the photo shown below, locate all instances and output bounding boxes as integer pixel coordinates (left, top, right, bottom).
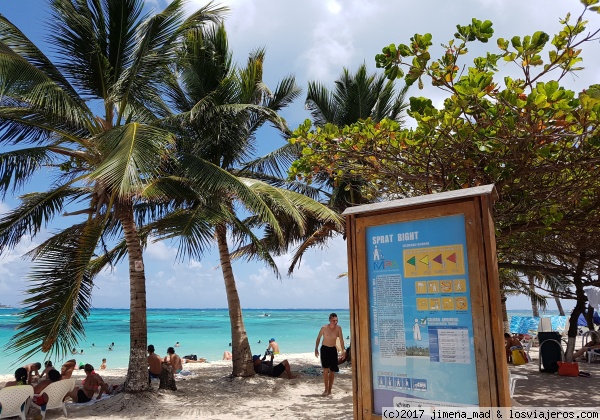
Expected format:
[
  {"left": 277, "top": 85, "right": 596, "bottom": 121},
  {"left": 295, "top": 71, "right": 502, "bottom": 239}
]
[
  {"left": 267, "top": 338, "right": 280, "bottom": 355},
  {"left": 315, "top": 313, "right": 345, "bottom": 396},
  {"left": 23, "top": 362, "right": 42, "bottom": 384}
]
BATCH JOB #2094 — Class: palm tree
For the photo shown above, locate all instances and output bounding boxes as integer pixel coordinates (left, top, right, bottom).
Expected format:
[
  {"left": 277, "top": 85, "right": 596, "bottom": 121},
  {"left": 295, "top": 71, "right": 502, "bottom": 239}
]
[
  {"left": 147, "top": 24, "right": 343, "bottom": 376},
  {"left": 0, "top": 0, "right": 225, "bottom": 391},
  {"left": 305, "top": 63, "right": 408, "bottom": 212}
]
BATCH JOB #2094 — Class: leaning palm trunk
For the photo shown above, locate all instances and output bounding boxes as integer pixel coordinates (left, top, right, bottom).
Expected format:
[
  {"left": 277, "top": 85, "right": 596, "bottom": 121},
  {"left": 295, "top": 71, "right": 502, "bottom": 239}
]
[
  {"left": 528, "top": 275, "right": 539, "bottom": 317},
  {"left": 501, "top": 294, "right": 509, "bottom": 333},
  {"left": 216, "top": 224, "right": 254, "bottom": 377},
  {"left": 554, "top": 295, "right": 565, "bottom": 316},
  {"left": 119, "top": 203, "right": 149, "bottom": 391}
]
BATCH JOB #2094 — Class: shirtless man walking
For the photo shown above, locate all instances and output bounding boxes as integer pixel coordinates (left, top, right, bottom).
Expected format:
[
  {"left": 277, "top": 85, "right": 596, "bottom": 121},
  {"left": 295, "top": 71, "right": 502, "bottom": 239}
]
[
  {"left": 315, "top": 313, "right": 345, "bottom": 396},
  {"left": 147, "top": 344, "right": 162, "bottom": 383}
]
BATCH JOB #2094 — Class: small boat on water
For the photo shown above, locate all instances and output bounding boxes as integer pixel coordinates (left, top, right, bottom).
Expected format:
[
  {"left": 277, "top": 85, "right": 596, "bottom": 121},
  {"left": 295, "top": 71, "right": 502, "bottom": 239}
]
[{"left": 262, "top": 313, "right": 270, "bottom": 317}]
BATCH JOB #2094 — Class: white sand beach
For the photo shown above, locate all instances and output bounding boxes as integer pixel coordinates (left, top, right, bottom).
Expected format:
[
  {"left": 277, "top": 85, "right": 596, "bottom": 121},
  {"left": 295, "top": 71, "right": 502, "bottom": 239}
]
[
  {"left": 0, "top": 352, "right": 354, "bottom": 419},
  {"left": 1, "top": 348, "right": 599, "bottom": 419}
]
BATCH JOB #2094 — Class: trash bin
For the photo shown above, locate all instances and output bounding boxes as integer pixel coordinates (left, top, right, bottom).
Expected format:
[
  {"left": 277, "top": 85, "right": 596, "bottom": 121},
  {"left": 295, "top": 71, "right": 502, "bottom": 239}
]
[
  {"left": 538, "top": 332, "right": 563, "bottom": 373},
  {"left": 538, "top": 331, "right": 561, "bottom": 345}
]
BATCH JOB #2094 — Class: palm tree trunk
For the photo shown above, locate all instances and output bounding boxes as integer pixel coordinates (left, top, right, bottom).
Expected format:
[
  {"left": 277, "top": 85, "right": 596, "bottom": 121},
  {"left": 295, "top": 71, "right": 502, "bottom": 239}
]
[
  {"left": 528, "top": 275, "right": 539, "bottom": 317},
  {"left": 119, "top": 202, "right": 149, "bottom": 391},
  {"left": 554, "top": 295, "right": 565, "bottom": 316},
  {"left": 216, "top": 223, "right": 254, "bottom": 377},
  {"left": 501, "top": 293, "right": 509, "bottom": 333}
]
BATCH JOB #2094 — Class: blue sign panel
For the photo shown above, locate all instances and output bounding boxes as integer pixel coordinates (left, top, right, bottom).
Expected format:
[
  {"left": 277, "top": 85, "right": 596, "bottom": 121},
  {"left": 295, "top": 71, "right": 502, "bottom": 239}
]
[{"left": 366, "top": 214, "right": 479, "bottom": 413}]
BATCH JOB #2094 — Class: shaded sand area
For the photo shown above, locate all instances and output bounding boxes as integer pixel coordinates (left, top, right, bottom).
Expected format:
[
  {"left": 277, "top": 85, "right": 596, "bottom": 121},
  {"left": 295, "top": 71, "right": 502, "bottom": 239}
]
[
  {"left": 2, "top": 349, "right": 599, "bottom": 419},
  {"left": 510, "top": 347, "right": 600, "bottom": 407}
]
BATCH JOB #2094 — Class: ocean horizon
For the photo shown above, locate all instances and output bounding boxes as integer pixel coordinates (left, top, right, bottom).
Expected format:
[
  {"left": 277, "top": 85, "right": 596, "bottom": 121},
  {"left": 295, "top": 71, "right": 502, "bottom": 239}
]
[{"left": 0, "top": 307, "right": 561, "bottom": 375}]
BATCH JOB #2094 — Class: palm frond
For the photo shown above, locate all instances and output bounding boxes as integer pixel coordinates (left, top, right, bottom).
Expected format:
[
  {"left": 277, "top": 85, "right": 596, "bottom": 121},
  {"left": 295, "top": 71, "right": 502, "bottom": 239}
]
[
  {"left": 0, "top": 14, "right": 82, "bottom": 101},
  {"left": 287, "top": 223, "right": 342, "bottom": 275},
  {"left": 49, "top": 0, "right": 146, "bottom": 99},
  {"left": 5, "top": 219, "right": 104, "bottom": 362},
  {"left": 0, "top": 186, "right": 89, "bottom": 253},
  {"left": 241, "top": 142, "right": 301, "bottom": 178},
  {"left": 113, "top": 0, "right": 225, "bottom": 121},
  {"left": 179, "top": 153, "right": 284, "bottom": 241},
  {"left": 147, "top": 206, "right": 226, "bottom": 261},
  {"left": 0, "top": 146, "right": 55, "bottom": 197},
  {"left": 92, "top": 123, "right": 175, "bottom": 197},
  {"left": 0, "top": 45, "right": 94, "bottom": 133}
]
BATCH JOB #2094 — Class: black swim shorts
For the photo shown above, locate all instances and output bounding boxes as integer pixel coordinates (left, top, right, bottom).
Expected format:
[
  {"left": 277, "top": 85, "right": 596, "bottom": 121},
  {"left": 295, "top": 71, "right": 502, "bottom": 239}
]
[
  {"left": 320, "top": 345, "right": 339, "bottom": 373},
  {"left": 77, "top": 389, "right": 92, "bottom": 403},
  {"left": 269, "top": 363, "right": 286, "bottom": 377}
]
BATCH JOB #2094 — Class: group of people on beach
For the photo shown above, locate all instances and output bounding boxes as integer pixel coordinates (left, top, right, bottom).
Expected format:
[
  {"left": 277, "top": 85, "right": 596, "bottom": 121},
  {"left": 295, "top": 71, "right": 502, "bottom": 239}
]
[
  {"left": 147, "top": 344, "right": 208, "bottom": 384},
  {"left": 247, "top": 313, "right": 347, "bottom": 396},
  {"left": 0, "top": 358, "right": 115, "bottom": 409}
]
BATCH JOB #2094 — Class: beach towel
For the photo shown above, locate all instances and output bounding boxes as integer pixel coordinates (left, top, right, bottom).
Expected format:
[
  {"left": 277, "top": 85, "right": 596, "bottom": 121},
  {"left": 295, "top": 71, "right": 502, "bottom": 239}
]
[
  {"left": 298, "top": 366, "right": 321, "bottom": 376},
  {"left": 175, "top": 370, "right": 193, "bottom": 380}
]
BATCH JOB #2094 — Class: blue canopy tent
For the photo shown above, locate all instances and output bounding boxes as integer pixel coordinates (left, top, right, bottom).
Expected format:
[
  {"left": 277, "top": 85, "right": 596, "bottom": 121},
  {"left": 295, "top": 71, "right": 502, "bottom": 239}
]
[
  {"left": 576, "top": 311, "right": 600, "bottom": 326},
  {"left": 509, "top": 316, "right": 568, "bottom": 334}
]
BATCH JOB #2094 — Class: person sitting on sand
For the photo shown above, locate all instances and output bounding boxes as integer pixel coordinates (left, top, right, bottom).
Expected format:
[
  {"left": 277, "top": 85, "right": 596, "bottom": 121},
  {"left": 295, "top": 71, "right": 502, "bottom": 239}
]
[
  {"left": 267, "top": 338, "right": 280, "bottom": 355},
  {"left": 65, "top": 364, "right": 109, "bottom": 403},
  {"left": 23, "top": 362, "right": 42, "bottom": 384},
  {"left": 164, "top": 347, "right": 183, "bottom": 373},
  {"left": 3, "top": 367, "right": 29, "bottom": 387},
  {"left": 60, "top": 359, "right": 77, "bottom": 379},
  {"left": 504, "top": 333, "right": 522, "bottom": 363},
  {"left": 32, "top": 369, "right": 62, "bottom": 405},
  {"left": 147, "top": 344, "right": 162, "bottom": 383},
  {"left": 222, "top": 351, "right": 232, "bottom": 360},
  {"left": 253, "top": 353, "right": 296, "bottom": 379}
]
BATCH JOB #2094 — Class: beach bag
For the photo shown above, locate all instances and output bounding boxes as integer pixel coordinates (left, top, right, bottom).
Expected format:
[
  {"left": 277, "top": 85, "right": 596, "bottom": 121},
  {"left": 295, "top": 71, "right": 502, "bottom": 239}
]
[
  {"left": 557, "top": 361, "right": 579, "bottom": 377},
  {"left": 511, "top": 348, "right": 526, "bottom": 365}
]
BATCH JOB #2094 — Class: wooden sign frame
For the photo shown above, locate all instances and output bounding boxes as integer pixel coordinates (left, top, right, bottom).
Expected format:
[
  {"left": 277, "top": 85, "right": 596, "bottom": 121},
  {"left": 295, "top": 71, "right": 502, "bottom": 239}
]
[{"left": 343, "top": 185, "right": 509, "bottom": 419}]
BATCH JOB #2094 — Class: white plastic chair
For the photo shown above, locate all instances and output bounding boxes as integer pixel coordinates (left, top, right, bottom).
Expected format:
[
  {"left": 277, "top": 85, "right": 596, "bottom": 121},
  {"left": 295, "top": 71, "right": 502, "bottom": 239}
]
[
  {"left": 580, "top": 331, "right": 600, "bottom": 363},
  {"left": 0, "top": 385, "right": 34, "bottom": 420},
  {"left": 508, "top": 370, "right": 528, "bottom": 397},
  {"left": 521, "top": 340, "right": 533, "bottom": 361},
  {"left": 30, "top": 378, "right": 75, "bottom": 420}
]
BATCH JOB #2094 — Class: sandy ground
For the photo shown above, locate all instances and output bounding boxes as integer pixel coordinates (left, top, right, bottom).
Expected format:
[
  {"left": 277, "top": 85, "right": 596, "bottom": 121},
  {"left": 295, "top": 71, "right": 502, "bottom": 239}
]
[
  {"left": 1, "top": 353, "right": 354, "bottom": 420},
  {"left": 509, "top": 347, "right": 600, "bottom": 407},
  {"left": 1, "top": 348, "right": 599, "bottom": 419}
]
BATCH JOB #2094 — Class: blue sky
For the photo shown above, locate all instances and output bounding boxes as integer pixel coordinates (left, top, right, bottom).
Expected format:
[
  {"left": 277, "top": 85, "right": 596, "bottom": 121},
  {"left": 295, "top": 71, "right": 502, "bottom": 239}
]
[{"left": 1, "top": 0, "right": 598, "bottom": 311}]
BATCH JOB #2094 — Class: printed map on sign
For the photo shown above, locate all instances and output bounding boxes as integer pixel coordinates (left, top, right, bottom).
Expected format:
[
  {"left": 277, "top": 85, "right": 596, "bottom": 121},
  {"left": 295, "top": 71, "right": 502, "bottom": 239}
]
[{"left": 403, "top": 245, "right": 465, "bottom": 278}]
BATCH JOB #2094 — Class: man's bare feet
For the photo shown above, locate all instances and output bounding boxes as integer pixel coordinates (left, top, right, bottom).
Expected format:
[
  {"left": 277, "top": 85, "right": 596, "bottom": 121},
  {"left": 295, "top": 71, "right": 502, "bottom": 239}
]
[{"left": 322, "top": 390, "right": 328, "bottom": 396}]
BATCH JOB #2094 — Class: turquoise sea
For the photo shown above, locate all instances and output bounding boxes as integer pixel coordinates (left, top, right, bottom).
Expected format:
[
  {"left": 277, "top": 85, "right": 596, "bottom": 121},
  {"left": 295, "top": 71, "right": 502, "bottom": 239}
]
[
  {"left": 0, "top": 308, "right": 351, "bottom": 375},
  {"left": 0, "top": 308, "right": 563, "bottom": 375}
]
